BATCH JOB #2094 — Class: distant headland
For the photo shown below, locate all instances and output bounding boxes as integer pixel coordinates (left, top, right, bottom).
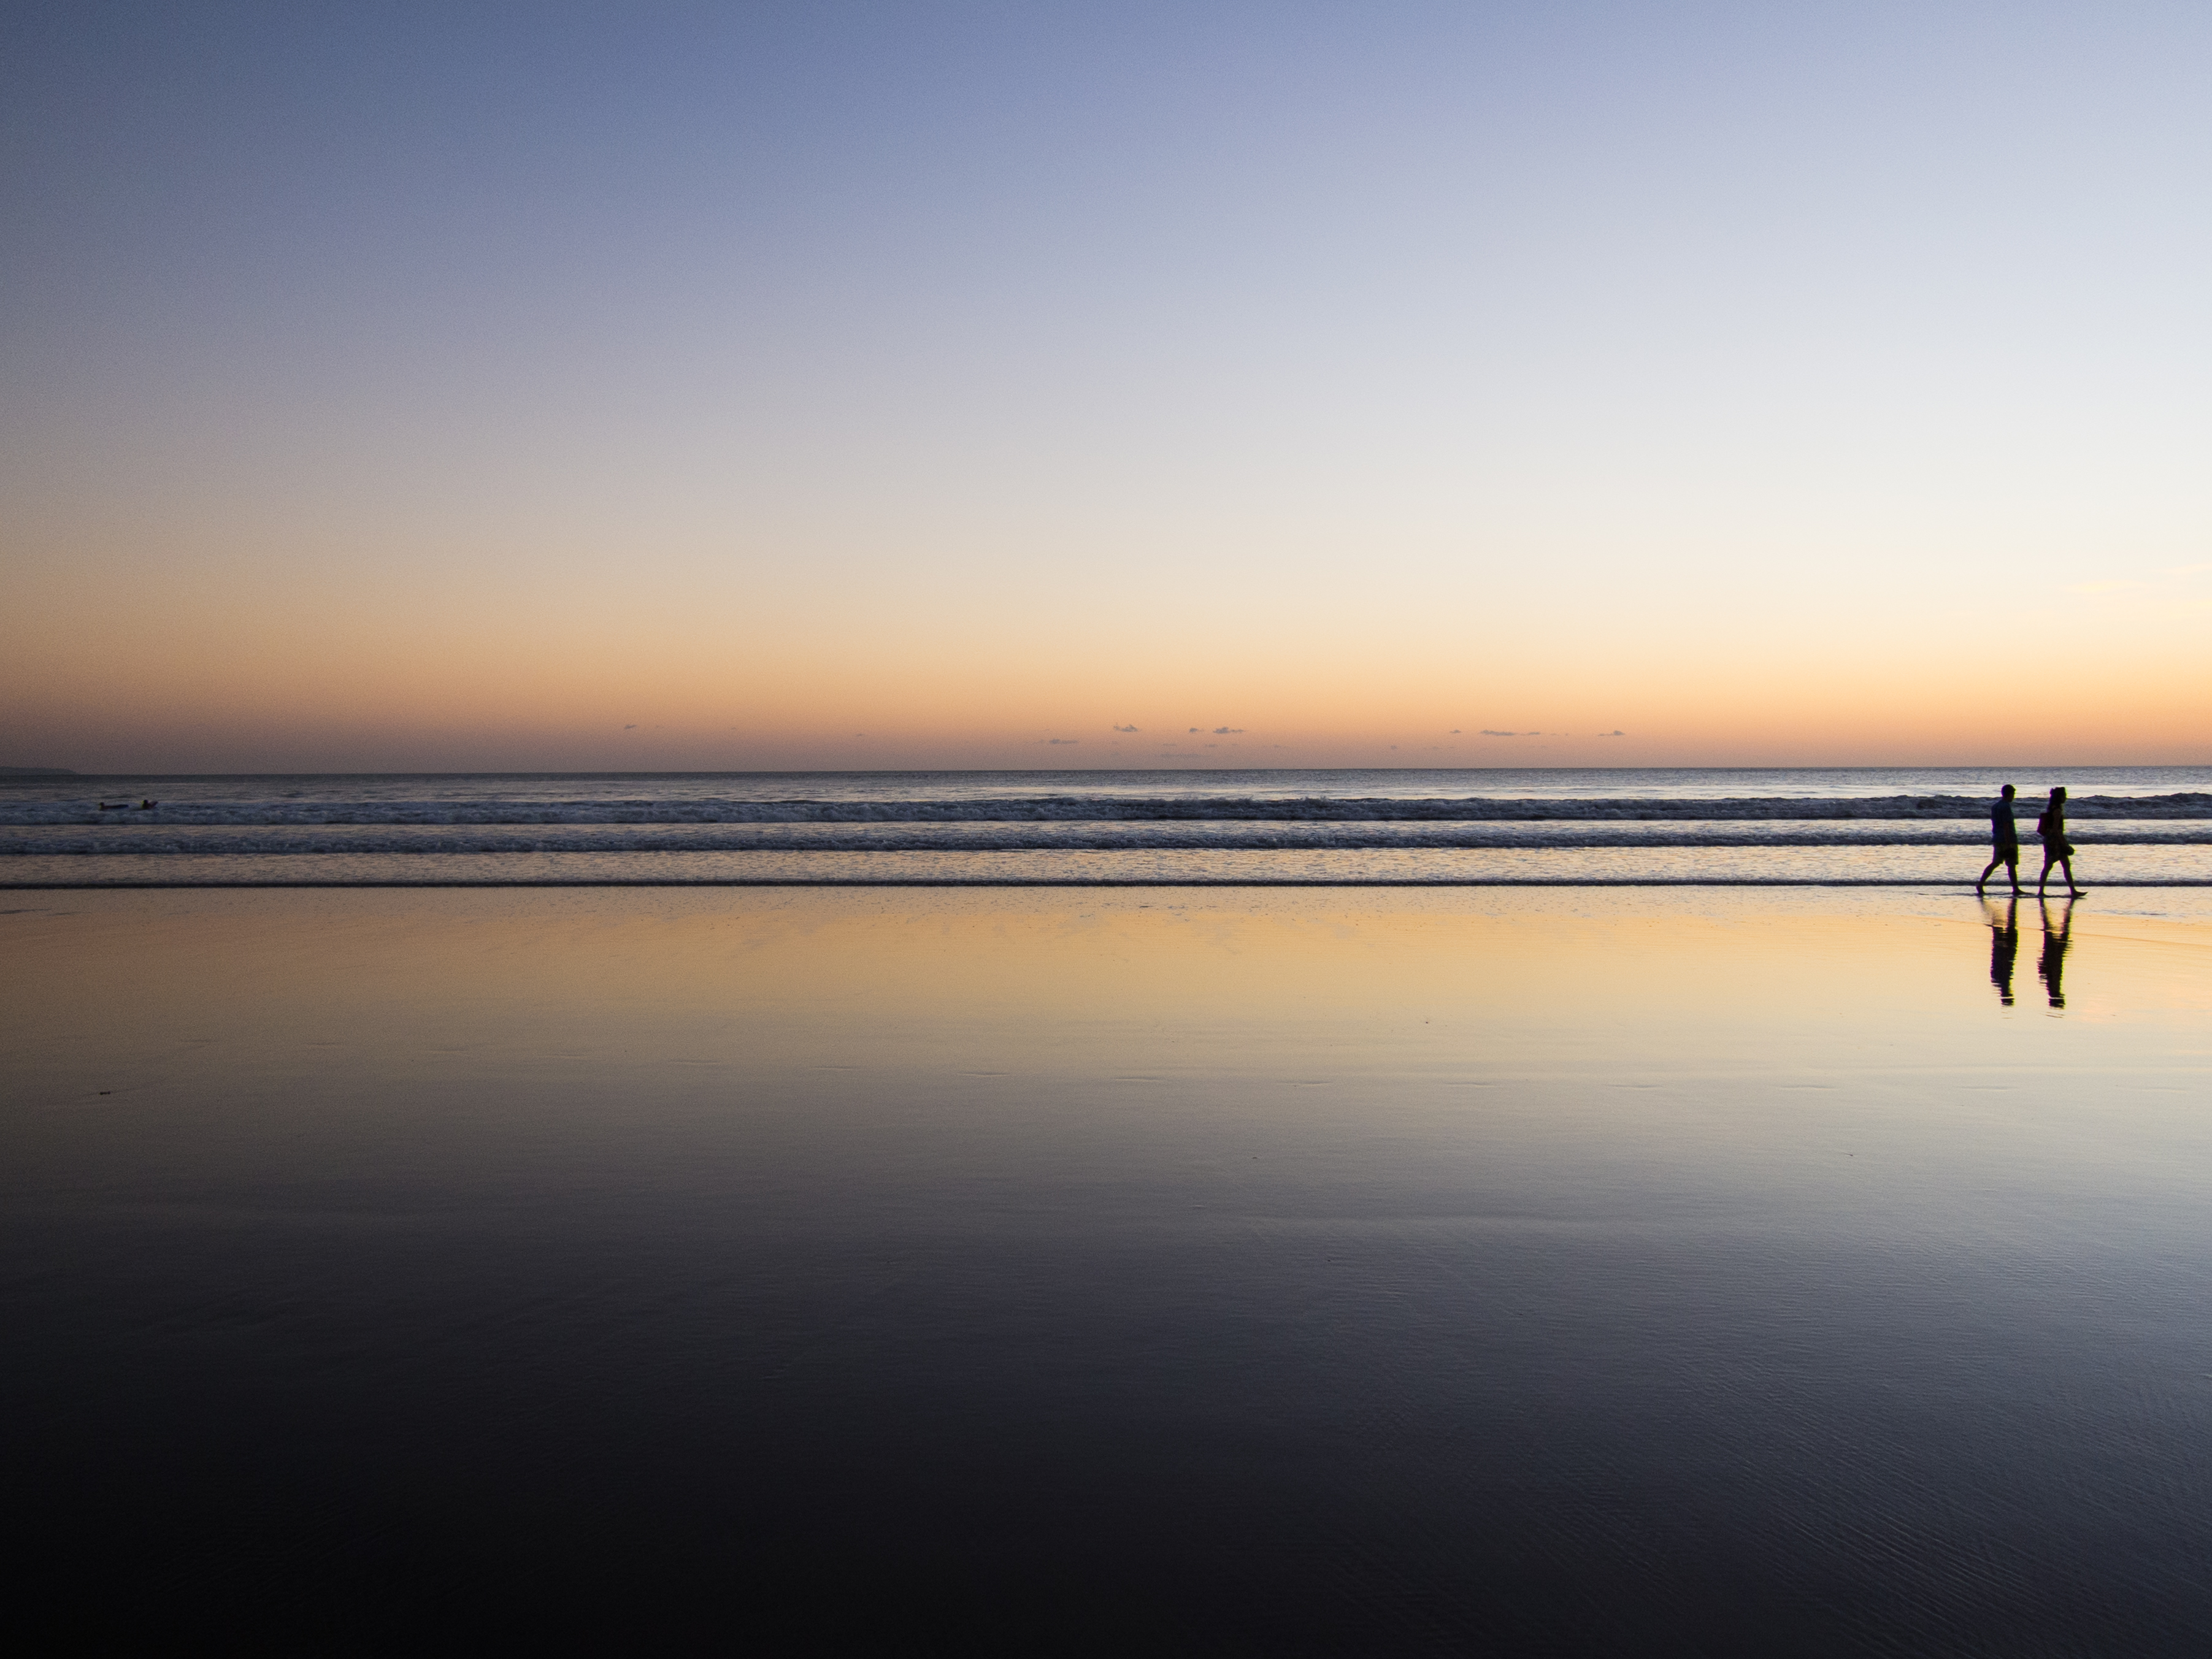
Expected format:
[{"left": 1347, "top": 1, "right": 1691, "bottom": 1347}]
[{"left": 0, "top": 766, "right": 78, "bottom": 775}]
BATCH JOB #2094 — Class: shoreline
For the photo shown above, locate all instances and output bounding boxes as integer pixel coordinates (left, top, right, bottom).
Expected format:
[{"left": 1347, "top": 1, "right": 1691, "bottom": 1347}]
[{"left": 5, "top": 876, "right": 2205, "bottom": 889}]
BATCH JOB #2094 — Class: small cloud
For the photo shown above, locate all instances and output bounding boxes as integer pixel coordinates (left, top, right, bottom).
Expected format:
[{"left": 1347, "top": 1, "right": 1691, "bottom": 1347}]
[
  {"left": 1480, "top": 729, "right": 1534, "bottom": 737},
  {"left": 1113, "top": 723, "right": 1139, "bottom": 732},
  {"left": 1597, "top": 729, "right": 1624, "bottom": 737},
  {"left": 1045, "top": 738, "right": 1079, "bottom": 745},
  {"left": 623, "top": 724, "right": 638, "bottom": 730},
  {"left": 1189, "top": 727, "right": 1202, "bottom": 734},
  {"left": 854, "top": 733, "right": 866, "bottom": 737},
  {"left": 1212, "top": 726, "right": 1243, "bottom": 734},
  {"left": 1450, "top": 729, "right": 1461, "bottom": 735}
]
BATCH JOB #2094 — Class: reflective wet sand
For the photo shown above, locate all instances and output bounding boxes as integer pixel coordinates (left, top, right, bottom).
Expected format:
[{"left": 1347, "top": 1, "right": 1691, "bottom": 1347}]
[
  {"left": 6, "top": 889, "right": 2211, "bottom": 1649},
  {"left": 9, "top": 840, "right": 2212, "bottom": 885}
]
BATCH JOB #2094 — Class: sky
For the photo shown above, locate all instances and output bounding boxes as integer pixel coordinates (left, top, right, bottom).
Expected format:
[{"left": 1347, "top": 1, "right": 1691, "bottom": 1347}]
[{"left": 4, "top": 1, "right": 2208, "bottom": 773}]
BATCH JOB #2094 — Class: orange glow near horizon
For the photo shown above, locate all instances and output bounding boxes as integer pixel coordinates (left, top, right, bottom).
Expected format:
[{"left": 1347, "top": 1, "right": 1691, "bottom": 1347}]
[{"left": 8, "top": 542, "right": 2208, "bottom": 770}]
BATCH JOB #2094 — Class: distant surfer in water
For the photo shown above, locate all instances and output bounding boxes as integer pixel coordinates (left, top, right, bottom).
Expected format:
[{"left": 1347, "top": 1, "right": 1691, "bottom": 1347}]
[
  {"left": 1976, "top": 784, "right": 2021, "bottom": 895},
  {"left": 2035, "top": 786, "right": 2084, "bottom": 897}
]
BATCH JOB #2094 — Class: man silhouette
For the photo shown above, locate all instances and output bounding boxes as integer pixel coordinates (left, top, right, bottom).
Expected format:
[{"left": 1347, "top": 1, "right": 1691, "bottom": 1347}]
[
  {"left": 1976, "top": 784, "right": 2021, "bottom": 895},
  {"left": 1983, "top": 896, "right": 2019, "bottom": 1006}
]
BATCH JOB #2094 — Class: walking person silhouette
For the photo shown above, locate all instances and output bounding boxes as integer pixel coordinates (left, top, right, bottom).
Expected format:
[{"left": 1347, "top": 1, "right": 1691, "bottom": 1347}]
[
  {"left": 2038, "top": 897, "right": 2074, "bottom": 1008},
  {"left": 1983, "top": 895, "right": 2019, "bottom": 1006},
  {"left": 1977, "top": 784, "right": 2021, "bottom": 895},
  {"left": 2035, "top": 786, "right": 2086, "bottom": 898}
]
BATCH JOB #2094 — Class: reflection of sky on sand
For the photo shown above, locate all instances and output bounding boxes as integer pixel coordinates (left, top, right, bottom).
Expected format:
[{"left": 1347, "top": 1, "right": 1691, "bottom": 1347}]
[
  {"left": 13, "top": 885, "right": 2211, "bottom": 1052},
  {"left": 13, "top": 888, "right": 2208, "bottom": 1171},
  {"left": 13, "top": 841, "right": 2212, "bottom": 887},
  {"left": 7, "top": 887, "right": 2212, "bottom": 1647}
]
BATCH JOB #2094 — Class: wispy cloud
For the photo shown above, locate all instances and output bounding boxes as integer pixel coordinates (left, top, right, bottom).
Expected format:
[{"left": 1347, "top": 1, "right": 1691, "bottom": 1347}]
[
  {"left": 623, "top": 723, "right": 638, "bottom": 730},
  {"left": 1113, "top": 723, "right": 1139, "bottom": 732},
  {"left": 1480, "top": 729, "right": 1538, "bottom": 737},
  {"left": 1044, "top": 737, "right": 1079, "bottom": 745},
  {"left": 1597, "top": 729, "right": 1624, "bottom": 737},
  {"left": 1212, "top": 726, "right": 1243, "bottom": 734}
]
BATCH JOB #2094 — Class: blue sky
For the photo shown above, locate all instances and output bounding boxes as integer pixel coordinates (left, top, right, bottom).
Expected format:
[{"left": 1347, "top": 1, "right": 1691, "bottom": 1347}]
[{"left": 5, "top": 2, "right": 2208, "bottom": 769}]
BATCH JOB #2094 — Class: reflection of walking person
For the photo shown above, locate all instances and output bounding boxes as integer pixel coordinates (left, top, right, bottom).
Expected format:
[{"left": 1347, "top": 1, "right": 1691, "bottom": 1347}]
[
  {"left": 1983, "top": 896, "right": 2019, "bottom": 1006},
  {"left": 2037, "top": 897, "right": 2073, "bottom": 1009},
  {"left": 2035, "top": 786, "right": 2085, "bottom": 897},
  {"left": 1977, "top": 784, "right": 2021, "bottom": 895}
]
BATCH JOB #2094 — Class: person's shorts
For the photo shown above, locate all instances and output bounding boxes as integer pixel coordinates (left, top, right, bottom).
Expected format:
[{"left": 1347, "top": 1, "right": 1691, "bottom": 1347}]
[{"left": 1992, "top": 844, "right": 2018, "bottom": 864}]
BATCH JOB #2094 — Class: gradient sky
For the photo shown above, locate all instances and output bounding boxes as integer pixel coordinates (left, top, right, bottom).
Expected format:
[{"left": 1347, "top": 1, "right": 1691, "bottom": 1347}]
[{"left": 4, "top": 1, "right": 2208, "bottom": 773}]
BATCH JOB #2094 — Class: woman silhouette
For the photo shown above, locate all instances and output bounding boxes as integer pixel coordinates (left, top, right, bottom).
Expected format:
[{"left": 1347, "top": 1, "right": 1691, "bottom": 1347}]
[
  {"left": 2035, "top": 786, "right": 2084, "bottom": 898},
  {"left": 2037, "top": 897, "right": 2073, "bottom": 1008}
]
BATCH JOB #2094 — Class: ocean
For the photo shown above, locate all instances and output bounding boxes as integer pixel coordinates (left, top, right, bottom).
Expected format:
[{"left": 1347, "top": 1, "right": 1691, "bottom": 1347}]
[{"left": 7, "top": 764, "right": 2211, "bottom": 886}]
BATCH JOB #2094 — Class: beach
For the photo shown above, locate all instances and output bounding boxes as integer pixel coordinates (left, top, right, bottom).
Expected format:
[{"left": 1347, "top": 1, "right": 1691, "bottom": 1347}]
[
  {"left": 17, "top": 0, "right": 2212, "bottom": 1646},
  {"left": 8, "top": 883, "right": 2211, "bottom": 1649}
]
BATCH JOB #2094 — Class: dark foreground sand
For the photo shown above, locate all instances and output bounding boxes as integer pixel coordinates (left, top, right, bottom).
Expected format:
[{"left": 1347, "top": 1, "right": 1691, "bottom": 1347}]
[{"left": 6, "top": 888, "right": 2211, "bottom": 1652}]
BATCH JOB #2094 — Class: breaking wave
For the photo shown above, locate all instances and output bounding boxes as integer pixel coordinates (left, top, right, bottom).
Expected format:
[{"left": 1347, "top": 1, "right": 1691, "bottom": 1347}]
[
  {"left": 9, "top": 791, "right": 2211, "bottom": 829},
  {"left": 8, "top": 821, "right": 2212, "bottom": 855}
]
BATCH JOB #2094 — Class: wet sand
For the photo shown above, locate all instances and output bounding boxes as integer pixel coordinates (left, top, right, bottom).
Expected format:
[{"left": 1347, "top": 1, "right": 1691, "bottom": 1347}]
[
  {"left": 6, "top": 888, "right": 2211, "bottom": 1650},
  {"left": 9, "top": 838, "right": 2212, "bottom": 886}
]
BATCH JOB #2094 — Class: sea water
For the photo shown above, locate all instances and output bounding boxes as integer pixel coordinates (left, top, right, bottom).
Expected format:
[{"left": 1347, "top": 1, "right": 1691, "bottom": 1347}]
[{"left": 5, "top": 765, "right": 2210, "bottom": 887}]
